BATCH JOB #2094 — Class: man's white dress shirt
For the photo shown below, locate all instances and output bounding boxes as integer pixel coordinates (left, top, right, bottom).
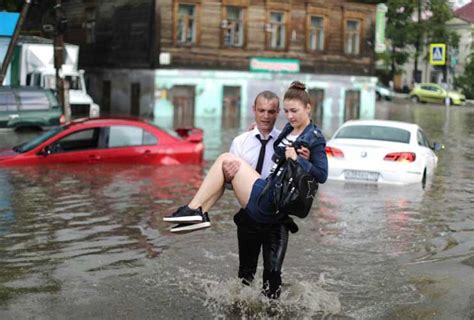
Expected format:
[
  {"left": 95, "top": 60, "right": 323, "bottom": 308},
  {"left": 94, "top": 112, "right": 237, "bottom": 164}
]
[{"left": 229, "top": 126, "right": 281, "bottom": 179}]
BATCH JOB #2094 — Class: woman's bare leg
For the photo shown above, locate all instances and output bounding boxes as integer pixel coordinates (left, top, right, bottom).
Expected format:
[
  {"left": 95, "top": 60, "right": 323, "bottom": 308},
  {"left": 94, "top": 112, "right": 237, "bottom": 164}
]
[{"left": 188, "top": 153, "right": 260, "bottom": 212}]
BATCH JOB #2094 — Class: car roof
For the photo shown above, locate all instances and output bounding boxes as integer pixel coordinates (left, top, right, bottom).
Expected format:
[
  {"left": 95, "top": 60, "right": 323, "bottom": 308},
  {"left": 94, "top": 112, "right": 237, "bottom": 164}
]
[
  {"left": 66, "top": 117, "right": 151, "bottom": 127},
  {"left": 418, "top": 83, "right": 440, "bottom": 86},
  {"left": 62, "top": 117, "right": 168, "bottom": 132},
  {"left": 341, "top": 119, "right": 419, "bottom": 131}
]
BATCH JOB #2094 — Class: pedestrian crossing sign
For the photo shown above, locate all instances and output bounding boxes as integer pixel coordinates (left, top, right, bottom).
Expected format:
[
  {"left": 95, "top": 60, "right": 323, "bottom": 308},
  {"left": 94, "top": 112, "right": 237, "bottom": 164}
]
[{"left": 429, "top": 43, "right": 446, "bottom": 65}]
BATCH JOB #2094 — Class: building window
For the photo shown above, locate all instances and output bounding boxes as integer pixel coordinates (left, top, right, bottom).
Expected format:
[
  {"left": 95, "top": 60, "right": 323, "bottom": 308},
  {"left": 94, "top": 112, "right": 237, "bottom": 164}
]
[
  {"left": 268, "top": 11, "right": 286, "bottom": 49},
  {"left": 177, "top": 4, "right": 197, "bottom": 45},
  {"left": 345, "top": 19, "right": 361, "bottom": 55},
  {"left": 222, "top": 86, "right": 241, "bottom": 128},
  {"left": 84, "top": 7, "right": 96, "bottom": 44},
  {"left": 223, "top": 6, "right": 244, "bottom": 48},
  {"left": 308, "top": 16, "right": 324, "bottom": 51},
  {"left": 308, "top": 88, "right": 324, "bottom": 125},
  {"left": 344, "top": 90, "right": 360, "bottom": 121}
]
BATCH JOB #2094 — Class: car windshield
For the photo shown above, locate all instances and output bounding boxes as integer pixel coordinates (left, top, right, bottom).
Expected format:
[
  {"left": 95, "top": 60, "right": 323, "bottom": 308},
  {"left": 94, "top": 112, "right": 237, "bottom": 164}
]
[
  {"left": 14, "top": 126, "right": 65, "bottom": 153},
  {"left": 335, "top": 125, "right": 411, "bottom": 144}
]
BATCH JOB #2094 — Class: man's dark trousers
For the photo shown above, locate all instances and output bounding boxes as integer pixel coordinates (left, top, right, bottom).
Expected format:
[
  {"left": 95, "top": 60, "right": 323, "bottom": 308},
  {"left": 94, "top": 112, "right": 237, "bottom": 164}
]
[{"left": 234, "top": 209, "right": 289, "bottom": 299}]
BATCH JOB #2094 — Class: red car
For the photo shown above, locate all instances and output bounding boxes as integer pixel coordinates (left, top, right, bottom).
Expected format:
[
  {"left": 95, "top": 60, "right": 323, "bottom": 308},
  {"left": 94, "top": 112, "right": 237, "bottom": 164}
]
[{"left": 0, "top": 118, "right": 204, "bottom": 166}]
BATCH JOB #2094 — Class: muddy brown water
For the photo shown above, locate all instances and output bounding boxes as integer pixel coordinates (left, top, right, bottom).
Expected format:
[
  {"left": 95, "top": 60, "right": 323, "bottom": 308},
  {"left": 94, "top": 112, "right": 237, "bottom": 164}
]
[{"left": 0, "top": 100, "right": 474, "bottom": 319}]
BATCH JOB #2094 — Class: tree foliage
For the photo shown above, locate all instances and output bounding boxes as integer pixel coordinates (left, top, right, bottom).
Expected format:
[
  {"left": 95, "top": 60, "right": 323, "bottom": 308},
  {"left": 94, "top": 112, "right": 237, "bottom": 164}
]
[
  {"left": 0, "top": 0, "right": 22, "bottom": 11},
  {"left": 385, "top": 0, "right": 416, "bottom": 76},
  {"left": 384, "top": 0, "right": 459, "bottom": 76},
  {"left": 454, "top": 53, "right": 474, "bottom": 99},
  {"left": 424, "top": 0, "right": 459, "bottom": 47}
]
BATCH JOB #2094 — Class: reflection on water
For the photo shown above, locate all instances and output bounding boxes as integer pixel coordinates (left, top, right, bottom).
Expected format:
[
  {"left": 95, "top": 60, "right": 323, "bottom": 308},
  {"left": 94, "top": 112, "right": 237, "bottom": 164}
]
[{"left": 1, "top": 102, "right": 474, "bottom": 319}]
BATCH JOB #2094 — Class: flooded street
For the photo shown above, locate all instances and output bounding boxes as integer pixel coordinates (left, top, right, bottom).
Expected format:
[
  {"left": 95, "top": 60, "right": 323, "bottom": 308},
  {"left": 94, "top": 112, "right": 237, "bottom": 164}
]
[{"left": 1, "top": 100, "right": 474, "bottom": 319}]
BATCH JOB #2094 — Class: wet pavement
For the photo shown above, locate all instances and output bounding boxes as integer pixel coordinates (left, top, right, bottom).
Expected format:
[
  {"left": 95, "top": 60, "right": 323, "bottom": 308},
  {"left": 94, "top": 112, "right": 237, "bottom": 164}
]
[{"left": 0, "top": 99, "right": 474, "bottom": 319}]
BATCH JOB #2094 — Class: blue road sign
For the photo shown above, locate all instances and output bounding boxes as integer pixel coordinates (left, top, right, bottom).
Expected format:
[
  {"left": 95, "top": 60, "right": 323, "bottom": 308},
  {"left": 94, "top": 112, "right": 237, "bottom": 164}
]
[
  {"left": 429, "top": 43, "right": 446, "bottom": 65},
  {"left": 0, "top": 12, "right": 20, "bottom": 36}
]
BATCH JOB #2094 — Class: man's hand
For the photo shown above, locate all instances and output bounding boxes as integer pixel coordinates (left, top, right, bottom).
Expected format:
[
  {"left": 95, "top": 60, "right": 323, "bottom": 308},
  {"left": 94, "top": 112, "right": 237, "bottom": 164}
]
[
  {"left": 222, "top": 159, "right": 241, "bottom": 182},
  {"left": 297, "top": 146, "right": 310, "bottom": 160}
]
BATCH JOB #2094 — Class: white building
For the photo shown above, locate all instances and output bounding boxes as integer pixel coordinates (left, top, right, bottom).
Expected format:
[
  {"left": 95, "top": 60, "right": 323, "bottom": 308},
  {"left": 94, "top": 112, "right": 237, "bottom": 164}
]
[{"left": 447, "top": 2, "right": 474, "bottom": 78}]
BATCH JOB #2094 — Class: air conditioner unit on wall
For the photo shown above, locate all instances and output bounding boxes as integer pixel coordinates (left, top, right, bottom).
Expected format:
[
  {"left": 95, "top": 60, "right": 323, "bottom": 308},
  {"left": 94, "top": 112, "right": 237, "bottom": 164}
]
[
  {"left": 221, "top": 20, "right": 229, "bottom": 28},
  {"left": 159, "top": 52, "right": 171, "bottom": 65}
]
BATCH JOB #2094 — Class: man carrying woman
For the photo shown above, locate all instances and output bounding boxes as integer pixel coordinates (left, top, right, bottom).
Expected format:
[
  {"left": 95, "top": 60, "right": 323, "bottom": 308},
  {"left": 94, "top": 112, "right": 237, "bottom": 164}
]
[{"left": 163, "top": 81, "right": 328, "bottom": 298}]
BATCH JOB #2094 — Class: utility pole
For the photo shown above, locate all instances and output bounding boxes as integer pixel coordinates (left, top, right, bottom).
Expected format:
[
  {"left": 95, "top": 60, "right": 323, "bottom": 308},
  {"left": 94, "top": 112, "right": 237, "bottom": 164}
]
[
  {"left": 53, "top": 0, "right": 71, "bottom": 121},
  {"left": 0, "top": 0, "right": 31, "bottom": 85},
  {"left": 413, "top": 0, "right": 422, "bottom": 84}
]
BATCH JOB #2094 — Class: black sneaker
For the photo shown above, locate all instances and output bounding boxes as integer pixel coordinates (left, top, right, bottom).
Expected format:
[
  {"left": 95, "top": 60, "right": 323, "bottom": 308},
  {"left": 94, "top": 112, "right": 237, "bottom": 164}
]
[
  {"left": 170, "top": 213, "right": 211, "bottom": 233},
  {"left": 163, "top": 206, "right": 204, "bottom": 223}
]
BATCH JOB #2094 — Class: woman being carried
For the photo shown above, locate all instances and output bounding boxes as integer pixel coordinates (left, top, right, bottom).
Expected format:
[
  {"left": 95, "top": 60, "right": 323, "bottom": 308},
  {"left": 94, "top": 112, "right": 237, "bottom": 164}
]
[{"left": 163, "top": 81, "right": 328, "bottom": 298}]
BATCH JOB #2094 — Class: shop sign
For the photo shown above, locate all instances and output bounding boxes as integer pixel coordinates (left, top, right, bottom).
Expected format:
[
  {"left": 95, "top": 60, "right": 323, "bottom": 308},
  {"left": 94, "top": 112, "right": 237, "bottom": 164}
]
[{"left": 249, "top": 57, "right": 300, "bottom": 73}]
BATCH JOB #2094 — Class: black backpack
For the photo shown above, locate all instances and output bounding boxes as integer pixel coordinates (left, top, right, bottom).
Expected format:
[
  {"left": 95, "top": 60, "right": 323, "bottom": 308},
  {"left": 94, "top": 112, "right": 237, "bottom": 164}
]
[{"left": 258, "top": 158, "right": 318, "bottom": 219}]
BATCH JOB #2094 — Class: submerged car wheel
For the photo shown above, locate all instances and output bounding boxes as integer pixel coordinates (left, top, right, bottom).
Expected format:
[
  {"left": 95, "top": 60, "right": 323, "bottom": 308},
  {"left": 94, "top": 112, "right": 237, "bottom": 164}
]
[
  {"left": 411, "top": 95, "right": 420, "bottom": 103},
  {"left": 421, "top": 168, "right": 427, "bottom": 189}
]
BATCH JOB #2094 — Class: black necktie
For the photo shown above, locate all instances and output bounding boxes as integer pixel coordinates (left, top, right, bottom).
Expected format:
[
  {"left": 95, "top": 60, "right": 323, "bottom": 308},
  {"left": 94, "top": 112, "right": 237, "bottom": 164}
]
[{"left": 255, "top": 134, "right": 270, "bottom": 174}]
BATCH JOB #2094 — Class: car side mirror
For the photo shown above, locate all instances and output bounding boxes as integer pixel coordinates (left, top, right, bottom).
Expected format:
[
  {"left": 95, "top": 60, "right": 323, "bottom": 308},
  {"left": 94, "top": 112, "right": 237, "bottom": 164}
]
[{"left": 432, "top": 142, "right": 444, "bottom": 151}]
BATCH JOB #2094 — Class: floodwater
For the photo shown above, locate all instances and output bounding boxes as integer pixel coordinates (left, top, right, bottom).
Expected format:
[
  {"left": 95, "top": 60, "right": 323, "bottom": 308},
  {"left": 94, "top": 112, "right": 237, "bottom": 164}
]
[{"left": 1, "top": 100, "right": 474, "bottom": 319}]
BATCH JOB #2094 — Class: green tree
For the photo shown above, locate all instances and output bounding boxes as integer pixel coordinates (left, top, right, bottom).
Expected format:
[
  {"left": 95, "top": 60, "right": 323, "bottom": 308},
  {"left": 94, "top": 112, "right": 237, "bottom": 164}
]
[
  {"left": 454, "top": 53, "right": 474, "bottom": 99},
  {"left": 385, "top": 0, "right": 417, "bottom": 78},
  {"left": 0, "top": 0, "right": 22, "bottom": 11},
  {"left": 384, "top": 0, "right": 459, "bottom": 81},
  {"left": 424, "top": 0, "right": 459, "bottom": 48}
]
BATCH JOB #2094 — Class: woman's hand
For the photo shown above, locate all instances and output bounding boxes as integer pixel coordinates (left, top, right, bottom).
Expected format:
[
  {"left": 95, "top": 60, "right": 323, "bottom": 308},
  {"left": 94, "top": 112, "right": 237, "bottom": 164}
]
[
  {"left": 285, "top": 146, "right": 298, "bottom": 160},
  {"left": 297, "top": 146, "right": 310, "bottom": 160}
]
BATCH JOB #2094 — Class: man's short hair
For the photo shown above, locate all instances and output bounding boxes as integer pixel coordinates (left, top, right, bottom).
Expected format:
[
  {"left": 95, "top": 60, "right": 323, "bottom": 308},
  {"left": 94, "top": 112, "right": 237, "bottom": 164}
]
[{"left": 254, "top": 91, "right": 280, "bottom": 109}]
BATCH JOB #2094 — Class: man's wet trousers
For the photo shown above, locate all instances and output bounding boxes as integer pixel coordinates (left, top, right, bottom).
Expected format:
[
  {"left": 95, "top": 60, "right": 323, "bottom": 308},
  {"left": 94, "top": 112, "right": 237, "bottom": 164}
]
[{"left": 233, "top": 209, "right": 289, "bottom": 299}]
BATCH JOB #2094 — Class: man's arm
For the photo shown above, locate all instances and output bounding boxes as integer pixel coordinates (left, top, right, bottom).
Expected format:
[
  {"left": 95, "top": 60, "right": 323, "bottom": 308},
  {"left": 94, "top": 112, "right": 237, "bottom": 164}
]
[{"left": 223, "top": 159, "right": 241, "bottom": 183}]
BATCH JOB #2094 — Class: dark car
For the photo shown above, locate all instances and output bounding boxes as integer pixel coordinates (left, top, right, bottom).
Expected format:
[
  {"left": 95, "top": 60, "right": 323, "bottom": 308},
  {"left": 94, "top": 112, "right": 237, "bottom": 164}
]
[
  {"left": 0, "top": 117, "right": 204, "bottom": 166},
  {"left": 0, "top": 86, "right": 64, "bottom": 130}
]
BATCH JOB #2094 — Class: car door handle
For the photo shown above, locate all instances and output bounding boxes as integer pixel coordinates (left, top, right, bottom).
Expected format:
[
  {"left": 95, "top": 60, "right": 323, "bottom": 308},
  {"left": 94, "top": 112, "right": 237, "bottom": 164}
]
[
  {"left": 9, "top": 114, "right": 19, "bottom": 120},
  {"left": 89, "top": 155, "right": 101, "bottom": 160},
  {"left": 143, "top": 150, "right": 151, "bottom": 155}
]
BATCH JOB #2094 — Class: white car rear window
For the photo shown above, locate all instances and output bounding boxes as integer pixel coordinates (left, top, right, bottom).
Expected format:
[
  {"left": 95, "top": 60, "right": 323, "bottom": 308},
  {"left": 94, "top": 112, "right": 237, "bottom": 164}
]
[{"left": 335, "top": 125, "right": 410, "bottom": 144}]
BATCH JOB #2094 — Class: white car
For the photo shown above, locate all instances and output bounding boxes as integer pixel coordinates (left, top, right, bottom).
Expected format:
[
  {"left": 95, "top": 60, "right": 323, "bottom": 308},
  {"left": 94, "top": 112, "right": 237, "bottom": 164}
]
[{"left": 326, "top": 120, "right": 443, "bottom": 185}]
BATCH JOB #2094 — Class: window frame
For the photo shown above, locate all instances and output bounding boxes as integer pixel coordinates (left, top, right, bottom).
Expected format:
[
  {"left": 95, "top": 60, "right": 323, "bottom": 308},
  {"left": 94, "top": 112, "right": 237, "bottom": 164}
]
[
  {"left": 417, "top": 130, "right": 430, "bottom": 148},
  {"left": 0, "top": 91, "right": 18, "bottom": 112},
  {"left": 344, "top": 18, "right": 362, "bottom": 56},
  {"left": 17, "top": 91, "right": 51, "bottom": 111},
  {"left": 83, "top": 6, "right": 96, "bottom": 44},
  {"left": 344, "top": 89, "right": 361, "bottom": 121},
  {"left": 306, "top": 15, "right": 327, "bottom": 53},
  {"left": 105, "top": 125, "right": 158, "bottom": 149},
  {"left": 221, "top": 5, "right": 246, "bottom": 49},
  {"left": 49, "top": 128, "right": 101, "bottom": 154},
  {"left": 266, "top": 10, "right": 288, "bottom": 51},
  {"left": 174, "top": 2, "right": 201, "bottom": 47}
]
